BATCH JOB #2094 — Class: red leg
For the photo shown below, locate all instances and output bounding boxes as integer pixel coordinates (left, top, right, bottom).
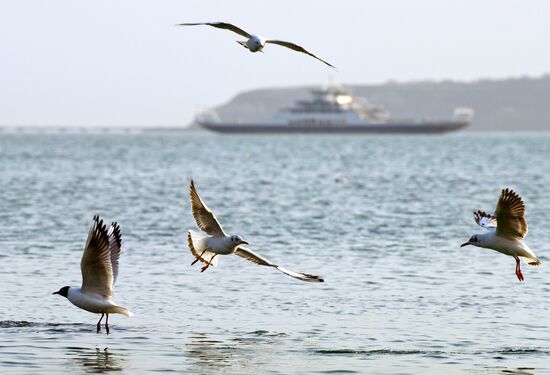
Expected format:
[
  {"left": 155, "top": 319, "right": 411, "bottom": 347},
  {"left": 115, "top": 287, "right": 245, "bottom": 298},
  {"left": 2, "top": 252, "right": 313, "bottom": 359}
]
[
  {"left": 515, "top": 256, "right": 524, "bottom": 282},
  {"left": 96, "top": 313, "right": 104, "bottom": 334},
  {"left": 105, "top": 313, "right": 109, "bottom": 335},
  {"left": 200, "top": 254, "right": 217, "bottom": 272},
  {"left": 191, "top": 250, "right": 207, "bottom": 266}
]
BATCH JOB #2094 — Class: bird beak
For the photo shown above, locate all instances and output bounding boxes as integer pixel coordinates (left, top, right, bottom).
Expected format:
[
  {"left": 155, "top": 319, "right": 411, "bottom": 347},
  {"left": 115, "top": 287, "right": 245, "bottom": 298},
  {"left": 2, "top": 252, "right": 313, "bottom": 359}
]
[
  {"left": 241, "top": 240, "right": 249, "bottom": 245},
  {"left": 460, "top": 242, "right": 470, "bottom": 247},
  {"left": 52, "top": 291, "right": 59, "bottom": 295}
]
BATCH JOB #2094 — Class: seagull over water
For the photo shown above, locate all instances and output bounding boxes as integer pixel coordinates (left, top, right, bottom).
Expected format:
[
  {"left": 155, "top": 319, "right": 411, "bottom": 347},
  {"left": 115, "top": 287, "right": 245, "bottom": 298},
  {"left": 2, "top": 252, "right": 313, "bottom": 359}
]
[
  {"left": 177, "top": 22, "right": 335, "bottom": 68},
  {"left": 187, "top": 179, "right": 324, "bottom": 282},
  {"left": 461, "top": 188, "right": 542, "bottom": 282},
  {"left": 53, "top": 216, "right": 133, "bottom": 334}
]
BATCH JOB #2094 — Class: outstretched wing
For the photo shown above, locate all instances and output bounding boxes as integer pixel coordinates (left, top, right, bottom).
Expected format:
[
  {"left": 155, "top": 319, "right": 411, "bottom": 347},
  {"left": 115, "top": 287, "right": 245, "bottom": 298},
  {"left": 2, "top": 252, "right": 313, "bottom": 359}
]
[
  {"left": 473, "top": 210, "right": 497, "bottom": 232},
  {"left": 177, "top": 22, "right": 251, "bottom": 38},
  {"left": 80, "top": 216, "right": 114, "bottom": 298},
  {"left": 265, "top": 40, "right": 335, "bottom": 68},
  {"left": 234, "top": 246, "right": 324, "bottom": 282},
  {"left": 189, "top": 179, "right": 226, "bottom": 236},
  {"left": 234, "top": 246, "right": 274, "bottom": 266},
  {"left": 107, "top": 222, "right": 122, "bottom": 286},
  {"left": 495, "top": 188, "right": 528, "bottom": 240}
]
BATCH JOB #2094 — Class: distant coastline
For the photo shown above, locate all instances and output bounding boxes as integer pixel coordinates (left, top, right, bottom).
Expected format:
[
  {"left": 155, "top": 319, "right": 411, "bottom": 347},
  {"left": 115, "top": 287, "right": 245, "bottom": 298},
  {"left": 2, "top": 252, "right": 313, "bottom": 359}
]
[
  {"left": 2, "top": 75, "right": 549, "bottom": 132},
  {"left": 209, "top": 75, "right": 550, "bottom": 132},
  {"left": 0, "top": 126, "right": 198, "bottom": 134}
]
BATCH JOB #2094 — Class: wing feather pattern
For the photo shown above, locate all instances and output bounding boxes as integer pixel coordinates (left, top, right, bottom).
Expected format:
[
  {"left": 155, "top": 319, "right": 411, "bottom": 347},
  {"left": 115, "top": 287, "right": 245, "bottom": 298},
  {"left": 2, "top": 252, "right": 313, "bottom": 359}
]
[
  {"left": 235, "top": 246, "right": 324, "bottom": 282},
  {"left": 495, "top": 188, "right": 528, "bottom": 240},
  {"left": 265, "top": 40, "right": 335, "bottom": 68},
  {"left": 107, "top": 222, "right": 122, "bottom": 286},
  {"left": 473, "top": 210, "right": 497, "bottom": 231},
  {"left": 177, "top": 22, "right": 251, "bottom": 38},
  {"left": 189, "top": 179, "right": 226, "bottom": 236},
  {"left": 80, "top": 216, "right": 114, "bottom": 298}
]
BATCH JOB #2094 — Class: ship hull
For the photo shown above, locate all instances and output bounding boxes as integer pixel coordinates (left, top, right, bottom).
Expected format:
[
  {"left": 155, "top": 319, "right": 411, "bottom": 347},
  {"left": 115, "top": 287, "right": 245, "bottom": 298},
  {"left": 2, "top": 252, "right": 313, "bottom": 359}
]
[{"left": 199, "top": 120, "right": 469, "bottom": 134}]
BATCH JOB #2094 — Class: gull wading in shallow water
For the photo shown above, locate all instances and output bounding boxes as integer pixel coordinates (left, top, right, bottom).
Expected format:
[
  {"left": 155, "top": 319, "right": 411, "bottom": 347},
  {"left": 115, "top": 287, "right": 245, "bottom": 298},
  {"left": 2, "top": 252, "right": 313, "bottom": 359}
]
[
  {"left": 187, "top": 179, "right": 324, "bottom": 282},
  {"left": 461, "top": 188, "right": 542, "bottom": 282},
  {"left": 177, "top": 22, "right": 335, "bottom": 68},
  {"left": 53, "top": 216, "right": 133, "bottom": 334}
]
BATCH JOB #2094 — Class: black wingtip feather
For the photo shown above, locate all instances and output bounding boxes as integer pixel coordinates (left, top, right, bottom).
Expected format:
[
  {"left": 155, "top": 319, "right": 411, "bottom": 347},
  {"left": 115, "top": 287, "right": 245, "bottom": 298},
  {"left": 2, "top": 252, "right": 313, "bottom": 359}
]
[{"left": 304, "top": 274, "right": 325, "bottom": 283}]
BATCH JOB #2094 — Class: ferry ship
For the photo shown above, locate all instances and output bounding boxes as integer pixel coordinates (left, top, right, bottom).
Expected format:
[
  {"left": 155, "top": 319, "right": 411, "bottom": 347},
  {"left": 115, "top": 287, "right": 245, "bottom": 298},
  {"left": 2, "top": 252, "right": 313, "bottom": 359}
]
[{"left": 196, "top": 87, "right": 473, "bottom": 134}]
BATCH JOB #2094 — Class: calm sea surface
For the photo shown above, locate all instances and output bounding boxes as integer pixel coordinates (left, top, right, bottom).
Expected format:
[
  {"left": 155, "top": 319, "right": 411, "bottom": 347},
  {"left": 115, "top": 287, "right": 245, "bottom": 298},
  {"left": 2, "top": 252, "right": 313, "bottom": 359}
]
[{"left": 1, "top": 132, "right": 550, "bottom": 374}]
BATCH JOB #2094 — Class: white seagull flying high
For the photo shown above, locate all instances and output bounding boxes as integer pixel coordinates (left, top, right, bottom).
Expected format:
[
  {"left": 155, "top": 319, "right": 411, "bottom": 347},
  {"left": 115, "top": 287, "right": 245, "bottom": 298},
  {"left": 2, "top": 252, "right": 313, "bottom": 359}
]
[
  {"left": 461, "top": 188, "right": 542, "bottom": 282},
  {"left": 177, "top": 22, "right": 335, "bottom": 69},
  {"left": 53, "top": 216, "right": 133, "bottom": 333},
  {"left": 187, "top": 179, "right": 324, "bottom": 282}
]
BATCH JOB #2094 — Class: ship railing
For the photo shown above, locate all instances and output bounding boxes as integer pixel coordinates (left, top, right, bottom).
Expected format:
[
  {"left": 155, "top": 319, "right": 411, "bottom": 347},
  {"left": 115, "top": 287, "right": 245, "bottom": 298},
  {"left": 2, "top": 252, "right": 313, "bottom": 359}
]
[{"left": 453, "top": 107, "right": 475, "bottom": 122}]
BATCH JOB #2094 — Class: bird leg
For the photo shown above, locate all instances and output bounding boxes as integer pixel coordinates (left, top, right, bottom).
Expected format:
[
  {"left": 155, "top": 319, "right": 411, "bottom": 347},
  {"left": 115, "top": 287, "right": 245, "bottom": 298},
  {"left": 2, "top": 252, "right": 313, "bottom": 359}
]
[
  {"left": 105, "top": 313, "right": 109, "bottom": 335},
  {"left": 201, "top": 254, "right": 217, "bottom": 272},
  {"left": 96, "top": 313, "right": 104, "bottom": 334},
  {"left": 515, "top": 256, "right": 524, "bottom": 282},
  {"left": 191, "top": 250, "right": 207, "bottom": 266}
]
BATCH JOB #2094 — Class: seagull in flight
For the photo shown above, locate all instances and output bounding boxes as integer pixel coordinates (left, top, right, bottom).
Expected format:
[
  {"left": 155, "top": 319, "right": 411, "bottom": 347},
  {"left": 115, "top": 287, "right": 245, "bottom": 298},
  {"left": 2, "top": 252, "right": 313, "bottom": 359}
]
[
  {"left": 53, "top": 216, "right": 133, "bottom": 333},
  {"left": 177, "top": 22, "right": 335, "bottom": 69},
  {"left": 187, "top": 179, "right": 324, "bottom": 282},
  {"left": 461, "top": 188, "right": 542, "bottom": 282}
]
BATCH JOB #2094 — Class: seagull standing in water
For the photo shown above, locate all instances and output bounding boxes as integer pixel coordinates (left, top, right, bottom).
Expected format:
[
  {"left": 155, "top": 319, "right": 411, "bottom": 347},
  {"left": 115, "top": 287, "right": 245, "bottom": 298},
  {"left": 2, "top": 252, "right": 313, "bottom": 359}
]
[
  {"left": 53, "top": 216, "right": 133, "bottom": 333},
  {"left": 177, "top": 22, "right": 335, "bottom": 68},
  {"left": 461, "top": 188, "right": 542, "bottom": 281},
  {"left": 187, "top": 179, "right": 324, "bottom": 282}
]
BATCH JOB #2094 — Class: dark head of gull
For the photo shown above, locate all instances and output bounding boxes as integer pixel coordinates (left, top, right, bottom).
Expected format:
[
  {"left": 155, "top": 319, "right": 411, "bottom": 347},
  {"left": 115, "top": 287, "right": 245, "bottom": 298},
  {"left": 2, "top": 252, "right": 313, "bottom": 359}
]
[
  {"left": 52, "top": 286, "right": 70, "bottom": 298},
  {"left": 460, "top": 235, "right": 478, "bottom": 247}
]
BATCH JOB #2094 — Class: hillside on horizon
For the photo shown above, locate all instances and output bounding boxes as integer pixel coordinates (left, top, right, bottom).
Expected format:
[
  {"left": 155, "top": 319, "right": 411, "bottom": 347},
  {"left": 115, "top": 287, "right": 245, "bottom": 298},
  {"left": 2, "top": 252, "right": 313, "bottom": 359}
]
[{"left": 206, "top": 75, "right": 550, "bottom": 131}]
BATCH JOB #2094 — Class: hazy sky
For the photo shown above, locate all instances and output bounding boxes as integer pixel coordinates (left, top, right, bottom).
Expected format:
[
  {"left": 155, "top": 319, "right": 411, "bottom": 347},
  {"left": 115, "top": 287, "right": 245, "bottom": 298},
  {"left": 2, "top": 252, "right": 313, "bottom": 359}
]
[{"left": 1, "top": 0, "right": 549, "bottom": 126}]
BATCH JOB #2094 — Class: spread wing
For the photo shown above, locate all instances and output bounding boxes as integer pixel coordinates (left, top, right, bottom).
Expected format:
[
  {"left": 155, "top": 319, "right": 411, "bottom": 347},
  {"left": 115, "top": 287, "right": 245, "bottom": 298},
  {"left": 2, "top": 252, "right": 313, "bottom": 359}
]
[
  {"left": 265, "top": 40, "right": 335, "bottom": 68},
  {"left": 473, "top": 210, "right": 497, "bottom": 232},
  {"left": 80, "top": 216, "right": 114, "bottom": 297},
  {"left": 107, "top": 222, "right": 122, "bottom": 286},
  {"left": 234, "top": 246, "right": 324, "bottom": 282},
  {"left": 177, "top": 22, "right": 251, "bottom": 38},
  {"left": 495, "top": 188, "right": 528, "bottom": 240},
  {"left": 189, "top": 179, "right": 226, "bottom": 236},
  {"left": 234, "top": 246, "right": 274, "bottom": 267}
]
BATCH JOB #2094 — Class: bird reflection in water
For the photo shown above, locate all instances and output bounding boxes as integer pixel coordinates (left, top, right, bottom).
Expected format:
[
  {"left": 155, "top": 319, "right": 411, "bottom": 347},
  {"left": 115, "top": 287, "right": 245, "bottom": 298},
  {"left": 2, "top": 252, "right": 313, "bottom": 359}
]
[
  {"left": 502, "top": 368, "right": 535, "bottom": 375},
  {"left": 67, "top": 347, "right": 127, "bottom": 373},
  {"left": 185, "top": 331, "right": 282, "bottom": 373},
  {"left": 185, "top": 334, "right": 240, "bottom": 371}
]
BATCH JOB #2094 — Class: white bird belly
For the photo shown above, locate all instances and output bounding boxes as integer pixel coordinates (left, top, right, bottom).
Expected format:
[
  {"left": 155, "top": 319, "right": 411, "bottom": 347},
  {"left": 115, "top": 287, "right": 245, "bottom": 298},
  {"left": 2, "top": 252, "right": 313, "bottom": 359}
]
[
  {"left": 67, "top": 288, "right": 119, "bottom": 314},
  {"left": 203, "top": 236, "right": 234, "bottom": 255},
  {"left": 246, "top": 35, "right": 264, "bottom": 52},
  {"left": 487, "top": 237, "right": 535, "bottom": 258}
]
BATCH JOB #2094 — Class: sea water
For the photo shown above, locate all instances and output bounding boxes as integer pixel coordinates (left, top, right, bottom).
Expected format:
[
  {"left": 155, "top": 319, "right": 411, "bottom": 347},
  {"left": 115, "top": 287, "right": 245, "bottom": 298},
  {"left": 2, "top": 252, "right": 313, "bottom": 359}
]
[{"left": 1, "top": 132, "right": 549, "bottom": 374}]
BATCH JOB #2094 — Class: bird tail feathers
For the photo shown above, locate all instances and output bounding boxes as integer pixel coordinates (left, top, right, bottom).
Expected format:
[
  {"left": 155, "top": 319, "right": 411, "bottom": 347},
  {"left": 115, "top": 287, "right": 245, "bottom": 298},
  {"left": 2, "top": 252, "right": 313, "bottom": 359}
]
[
  {"left": 108, "top": 306, "right": 133, "bottom": 317},
  {"left": 275, "top": 266, "right": 324, "bottom": 283},
  {"left": 521, "top": 256, "right": 542, "bottom": 266},
  {"left": 188, "top": 230, "right": 219, "bottom": 267}
]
